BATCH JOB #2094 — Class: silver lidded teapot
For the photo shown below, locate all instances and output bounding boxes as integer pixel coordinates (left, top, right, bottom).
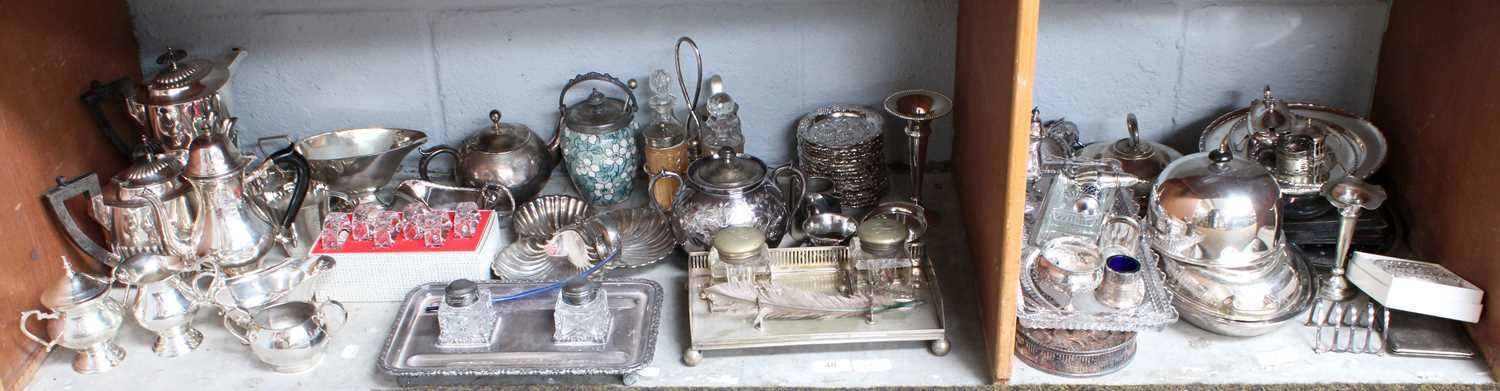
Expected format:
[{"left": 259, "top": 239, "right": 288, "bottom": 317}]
[
  {"left": 91, "top": 151, "right": 197, "bottom": 261},
  {"left": 127, "top": 48, "right": 246, "bottom": 151},
  {"left": 1078, "top": 113, "right": 1182, "bottom": 211},
  {"left": 419, "top": 109, "right": 557, "bottom": 202},
  {"left": 19, "top": 257, "right": 127, "bottom": 374},
  {"left": 650, "top": 147, "right": 805, "bottom": 250}
]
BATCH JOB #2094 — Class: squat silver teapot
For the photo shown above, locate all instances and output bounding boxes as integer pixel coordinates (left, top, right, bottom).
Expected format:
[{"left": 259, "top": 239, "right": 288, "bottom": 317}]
[
  {"left": 650, "top": 147, "right": 804, "bottom": 250},
  {"left": 419, "top": 109, "right": 556, "bottom": 202}
]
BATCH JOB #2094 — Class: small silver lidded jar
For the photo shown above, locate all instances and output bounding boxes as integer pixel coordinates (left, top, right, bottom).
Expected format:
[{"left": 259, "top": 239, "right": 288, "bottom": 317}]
[
  {"left": 437, "top": 279, "right": 500, "bottom": 348},
  {"left": 553, "top": 279, "right": 612, "bottom": 345}
]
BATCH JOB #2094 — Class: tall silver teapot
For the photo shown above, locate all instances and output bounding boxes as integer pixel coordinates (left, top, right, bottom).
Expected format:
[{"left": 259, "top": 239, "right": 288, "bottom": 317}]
[
  {"left": 650, "top": 147, "right": 804, "bottom": 250},
  {"left": 181, "top": 132, "right": 310, "bottom": 272},
  {"left": 127, "top": 48, "right": 246, "bottom": 151}
]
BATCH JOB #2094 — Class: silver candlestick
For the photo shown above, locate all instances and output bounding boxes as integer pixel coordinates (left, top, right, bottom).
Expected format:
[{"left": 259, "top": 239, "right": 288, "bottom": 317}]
[
  {"left": 1319, "top": 176, "right": 1386, "bottom": 301},
  {"left": 883, "top": 89, "right": 952, "bottom": 223}
]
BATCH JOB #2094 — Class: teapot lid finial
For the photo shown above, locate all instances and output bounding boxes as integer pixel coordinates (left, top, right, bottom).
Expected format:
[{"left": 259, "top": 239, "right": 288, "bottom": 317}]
[
  {"left": 489, "top": 109, "right": 503, "bottom": 130},
  {"left": 1125, "top": 113, "right": 1141, "bottom": 147},
  {"left": 1263, "top": 85, "right": 1273, "bottom": 100}
]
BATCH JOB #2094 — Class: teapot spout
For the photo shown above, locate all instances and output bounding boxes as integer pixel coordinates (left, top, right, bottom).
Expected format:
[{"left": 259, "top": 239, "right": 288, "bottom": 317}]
[{"left": 139, "top": 189, "right": 196, "bottom": 258}]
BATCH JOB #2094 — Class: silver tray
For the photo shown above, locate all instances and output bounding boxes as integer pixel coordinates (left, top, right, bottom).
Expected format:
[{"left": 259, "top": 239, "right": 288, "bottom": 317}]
[
  {"left": 378, "top": 279, "right": 662, "bottom": 386},
  {"left": 1020, "top": 164, "right": 1178, "bottom": 332},
  {"left": 683, "top": 244, "right": 948, "bottom": 366},
  {"left": 1198, "top": 102, "right": 1388, "bottom": 195}
]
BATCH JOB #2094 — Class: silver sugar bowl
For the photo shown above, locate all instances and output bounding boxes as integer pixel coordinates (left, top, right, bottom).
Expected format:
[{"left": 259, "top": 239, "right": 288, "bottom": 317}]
[{"left": 19, "top": 257, "right": 127, "bottom": 374}]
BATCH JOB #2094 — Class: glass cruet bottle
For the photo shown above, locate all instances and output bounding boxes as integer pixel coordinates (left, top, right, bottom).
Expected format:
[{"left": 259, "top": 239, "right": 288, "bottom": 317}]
[
  {"left": 709, "top": 226, "right": 771, "bottom": 285},
  {"left": 850, "top": 217, "right": 915, "bottom": 302},
  {"left": 698, "top": 92, "right": 745, "bottom": 157},
  {"left": 553, "top": 279, "right": 612, "bottom": 345},
  {"left": 437, "top": 279, "right": 500, "bottom": 347},
  {"left": 643, "top": 69, "right": 692, "bottom": 209}
]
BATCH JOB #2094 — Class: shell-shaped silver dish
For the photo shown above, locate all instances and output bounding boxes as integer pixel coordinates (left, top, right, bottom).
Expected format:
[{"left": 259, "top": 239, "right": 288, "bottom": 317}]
[
  {"left": 512, "top": 194, "right": 592, "bottom": 239},
  {"left": 491, "top": 236, "right": 555, "bottom": 282},
  {"left": 590, "top": 208, "right": 676, "bottom": 270}
]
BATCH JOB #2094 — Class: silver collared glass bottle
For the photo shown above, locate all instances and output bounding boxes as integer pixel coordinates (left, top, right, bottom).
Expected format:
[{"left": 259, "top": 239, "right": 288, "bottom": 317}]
[
  {"left": 437, "top": 279, "right": 500, "bottom": 347},
  {"left": 553, "top": 279, "right": 612, "bottom": 345},
  {"left": 698, "top": 93, "right": 745, "bottom": 157},
  {"left": 643, "top": 69, "right": 692, "bottom": 210}
]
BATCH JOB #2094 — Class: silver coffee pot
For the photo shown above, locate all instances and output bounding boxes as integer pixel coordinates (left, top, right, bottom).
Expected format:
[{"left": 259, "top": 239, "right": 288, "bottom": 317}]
[
  {"left": 650, "top": 147, "right": 805, "bottom": 250},
  {"left": 127, "top": 48, "right": 246, "bottom": 151},
  {"left": 181, "top": 132, "right": 310, "bottom": 272},
  {"left": 419, "top": 109, "right": 557, "bottom": 202},
  {"left": 19, "top": 257, "right": 127, "bottom": 374}
]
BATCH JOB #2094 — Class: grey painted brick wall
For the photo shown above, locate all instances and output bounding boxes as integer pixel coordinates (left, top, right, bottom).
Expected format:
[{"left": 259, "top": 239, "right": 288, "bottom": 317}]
[{"left": 127, "top": 0, "right": 1387, "bottom": 170}]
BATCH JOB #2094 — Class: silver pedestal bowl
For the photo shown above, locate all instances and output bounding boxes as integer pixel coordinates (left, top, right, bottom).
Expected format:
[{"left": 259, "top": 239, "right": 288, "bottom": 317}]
[{"left": 295, "top": 128, "right": 427, "bottom": 205}]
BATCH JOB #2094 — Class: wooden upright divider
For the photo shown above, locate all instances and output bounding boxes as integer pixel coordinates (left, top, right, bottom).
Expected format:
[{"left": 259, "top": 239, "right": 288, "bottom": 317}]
[
  {"left": 1372, "top": 0, "right": 1500, "bottom": 379},
  {"left": 954, "top": 0, "right": 1039, "bottom": 383},
  {"left": 0, "top": 1, "right": 138, "bottom": 389}
]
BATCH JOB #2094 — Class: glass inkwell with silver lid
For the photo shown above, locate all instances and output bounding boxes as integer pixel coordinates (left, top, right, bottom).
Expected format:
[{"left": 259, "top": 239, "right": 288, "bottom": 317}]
[
  {"left": 436, "top": 279, "right": 500, "bottom": 348},
  {"left": 848, "top": 217, "right": 916, "bottom": 303}
]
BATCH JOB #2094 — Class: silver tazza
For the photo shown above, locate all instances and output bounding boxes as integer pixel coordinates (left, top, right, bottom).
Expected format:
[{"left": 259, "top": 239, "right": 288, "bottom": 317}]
[
  {"left": 650, "top": 147, "right": 805, "bottom": 251},
  {"left": 292, "top": 128, "right": 428, "bottom": 206}
]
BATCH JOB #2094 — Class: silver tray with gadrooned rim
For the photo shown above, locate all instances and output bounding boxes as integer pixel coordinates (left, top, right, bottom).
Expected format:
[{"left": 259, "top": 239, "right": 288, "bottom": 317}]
[
  {"left": 378, "top": 279, "right": 663, "bottom": 386},
  {"left": 1198, "top": 102, "right": 1388, "bottom": 195},
  {"left": 512, "top": 194, "right": 592, "bottom": 238}
]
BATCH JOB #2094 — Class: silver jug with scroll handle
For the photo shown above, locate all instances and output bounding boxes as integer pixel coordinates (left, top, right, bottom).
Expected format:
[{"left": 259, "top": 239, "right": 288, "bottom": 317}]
[{"left": 114, "top": 251, "right": 216, "bottom": 358}]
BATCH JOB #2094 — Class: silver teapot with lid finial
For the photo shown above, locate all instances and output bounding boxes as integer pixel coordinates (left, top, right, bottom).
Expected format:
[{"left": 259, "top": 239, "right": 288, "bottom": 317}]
[
  {"left": 419, "top": 109, "right": 557, "bottom": 203},
  {"left": 650, "top": 147, "right": 805, "bottom": 250},
  {"left": 127, "top": 48, "right": 246, "bottom": 151},
  {"left": 1079, "top": 113, "right": 1182, "bottom": 211},
  {"left": 19, "top": 257, "right": 127, "bottom": 374}
]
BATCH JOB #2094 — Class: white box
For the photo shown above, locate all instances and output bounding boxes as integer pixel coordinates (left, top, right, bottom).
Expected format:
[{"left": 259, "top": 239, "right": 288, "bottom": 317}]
[
  {"left": 1348, "top": 252, "right": 1483, "bottom": 323},
  {"left": 309, "top": 212, "right": 511, "bottom": 302}
]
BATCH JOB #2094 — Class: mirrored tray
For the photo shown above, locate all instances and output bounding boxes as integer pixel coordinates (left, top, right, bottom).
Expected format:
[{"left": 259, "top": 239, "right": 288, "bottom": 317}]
[
  {"left": 1020, "top": 160, "right": 1178, "bottom": 332},
  {"left": 378, "top": 279, "right": 662, "bottom": 386},
  {"left": 1198, "top": 102, "right": 1388, "bottom": 195}
]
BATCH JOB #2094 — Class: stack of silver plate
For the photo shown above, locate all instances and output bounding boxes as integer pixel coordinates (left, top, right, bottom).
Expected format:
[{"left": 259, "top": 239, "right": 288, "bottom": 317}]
[{"left": 796, "top": 104, "right": 889, "bottom": 209}]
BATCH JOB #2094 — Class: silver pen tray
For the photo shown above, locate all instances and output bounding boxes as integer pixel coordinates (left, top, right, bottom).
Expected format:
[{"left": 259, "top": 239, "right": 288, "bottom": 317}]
[
  {"left": 1020, "top": 166, "right": 1177, "bottom": 332},
  {"left": 378, "top": 279, "right": 662, "bottom": 384}
]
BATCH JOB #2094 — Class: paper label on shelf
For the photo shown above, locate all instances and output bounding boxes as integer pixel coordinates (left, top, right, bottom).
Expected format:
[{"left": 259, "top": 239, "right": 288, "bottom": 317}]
[
  {"left": 852, "top": 359, "right": 893, "bottom": 372},
  {"left": 810, "top": 359, "right": 852, "bottom": 373}
]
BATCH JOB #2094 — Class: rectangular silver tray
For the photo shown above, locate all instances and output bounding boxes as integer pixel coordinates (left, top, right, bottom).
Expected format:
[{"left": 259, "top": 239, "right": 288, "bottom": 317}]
[
  {"left": 685, "top": 244, "right": 948, "bottom": 364},
  {"left": 378, "top": 279, "right": 663, "bottom": 386}
]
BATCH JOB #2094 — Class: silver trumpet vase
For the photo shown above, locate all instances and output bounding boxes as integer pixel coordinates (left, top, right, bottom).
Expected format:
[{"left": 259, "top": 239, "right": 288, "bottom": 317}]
[{"left": 883, "top": 89, "right": 952, "bottom": 223}]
